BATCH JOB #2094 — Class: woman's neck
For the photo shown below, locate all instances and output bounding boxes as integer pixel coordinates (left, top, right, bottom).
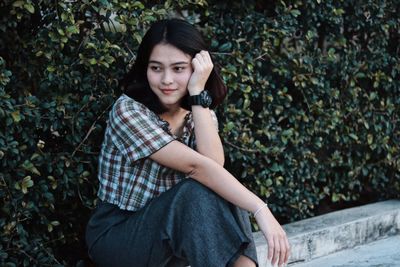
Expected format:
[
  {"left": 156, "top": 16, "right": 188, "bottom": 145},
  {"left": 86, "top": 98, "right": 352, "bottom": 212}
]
[
  {"left": 159, "top": 106, "right": 186, "bottom": 120},
  {"left": 158, "top": 106, "right": 190, "bottom": 137}
]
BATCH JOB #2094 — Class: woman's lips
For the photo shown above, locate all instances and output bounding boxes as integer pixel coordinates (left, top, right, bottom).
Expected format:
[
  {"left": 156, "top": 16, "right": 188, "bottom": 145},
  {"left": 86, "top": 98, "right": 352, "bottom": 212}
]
[{"left": 160, "top": 89, "right": 176, "bottom": 95}]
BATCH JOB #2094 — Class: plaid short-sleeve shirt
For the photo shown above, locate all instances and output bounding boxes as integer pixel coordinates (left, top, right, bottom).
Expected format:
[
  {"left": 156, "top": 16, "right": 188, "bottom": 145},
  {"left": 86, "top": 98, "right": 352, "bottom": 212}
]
[{"left": 97, "top": 94, "right": 219, "bottom": 211}]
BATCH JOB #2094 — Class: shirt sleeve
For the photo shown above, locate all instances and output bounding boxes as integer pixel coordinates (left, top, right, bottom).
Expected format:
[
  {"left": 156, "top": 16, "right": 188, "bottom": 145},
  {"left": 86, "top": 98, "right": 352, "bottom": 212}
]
[{"left": 109, "top": 98, "right": 175, "bottom": 162}]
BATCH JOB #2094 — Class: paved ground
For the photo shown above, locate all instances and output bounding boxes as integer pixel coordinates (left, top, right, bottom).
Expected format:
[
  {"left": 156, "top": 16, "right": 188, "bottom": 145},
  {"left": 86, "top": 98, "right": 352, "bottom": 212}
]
[{"left": 292, "top": 235, "right": 400, "bottom": 267}]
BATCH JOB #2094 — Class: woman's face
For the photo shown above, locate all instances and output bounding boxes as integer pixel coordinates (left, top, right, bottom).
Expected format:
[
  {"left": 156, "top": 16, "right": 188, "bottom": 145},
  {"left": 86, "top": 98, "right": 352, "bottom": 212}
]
[{"left": 147, "top": 43, "right": 193, "bottom": 111}]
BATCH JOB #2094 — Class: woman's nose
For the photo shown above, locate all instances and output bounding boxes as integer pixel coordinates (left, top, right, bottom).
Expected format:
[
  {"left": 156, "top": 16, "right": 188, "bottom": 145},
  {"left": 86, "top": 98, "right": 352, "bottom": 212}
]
[{"left": 161, "top": 70, "right": 173, "bottom": 85}]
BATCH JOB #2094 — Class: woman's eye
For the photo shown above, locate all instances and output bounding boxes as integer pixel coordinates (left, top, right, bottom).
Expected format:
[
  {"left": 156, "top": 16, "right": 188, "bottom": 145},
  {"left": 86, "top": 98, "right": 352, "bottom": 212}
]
[
  {"left": 150, "top": 66, "right": 161, "bottom": 72},
  {"left": 174, "top": 67, "right": 185, "bottom": 72}
]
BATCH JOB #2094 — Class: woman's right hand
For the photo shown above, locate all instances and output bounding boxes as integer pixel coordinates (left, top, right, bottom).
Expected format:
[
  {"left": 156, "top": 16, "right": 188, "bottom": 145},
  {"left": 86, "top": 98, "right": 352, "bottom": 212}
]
[
  {"left": 187, "top": 50, "right": 213, "bottom": 95},
  {"left": 255, "top": 207, "right": 290, "bottom": 267}
]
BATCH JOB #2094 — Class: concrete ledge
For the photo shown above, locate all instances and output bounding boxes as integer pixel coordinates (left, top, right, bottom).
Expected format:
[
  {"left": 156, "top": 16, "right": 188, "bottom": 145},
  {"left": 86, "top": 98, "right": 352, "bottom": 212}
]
[{"left": 252, "top": 200, "right": 400, "bottom": 266}]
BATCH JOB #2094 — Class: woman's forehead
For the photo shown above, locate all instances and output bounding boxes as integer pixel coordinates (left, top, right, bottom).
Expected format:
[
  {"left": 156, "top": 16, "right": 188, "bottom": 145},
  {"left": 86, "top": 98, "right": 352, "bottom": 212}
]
[{"left": 149, "top": 43, "right": 191, "bottom": 65}]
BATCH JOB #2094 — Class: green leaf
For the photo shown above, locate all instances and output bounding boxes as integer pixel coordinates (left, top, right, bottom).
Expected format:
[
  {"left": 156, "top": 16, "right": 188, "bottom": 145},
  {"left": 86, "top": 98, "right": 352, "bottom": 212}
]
[
  {"left": 225, "top": 121, "right": 235, "bottom": 131},
  {"left": 332, "top": 193, "right": 339, "bottom": 202},
  {"left": 81, "top": 171, "right": 90, "bottom": 177},
  {"left": 51, "top": 221, "right": 60, "bottom": 226},
  {"left": 132, "top": 1, "right": 145, "bottom": 9},
  {"left": 219, "top": 42, "right": 232, "bottom": 52},
  {"left": 14, "top": 182, "right": 21, "bottom": 190},
  {"left": 22, "top": 160, "right": 41, "bottom": 176},
  {"left": 367, "top": 134, "right": 373, "bottom": 145},
  {"left": 333, "top": 8, "right": 345, "bottom": 16},
  {"left": 24, "top": 3, "right": 35, "bottom": 14},
  {"left": 290, "top": 9, "right": 301, "bottom": 17},
  {"left": 21, "top": 176, "right": 34, "bottom": 194},
  {"left": 12, "top": 1, "right": 24, "bottom": 8},
  {"left": 310, "top": 78, "right": 318, "bottom": 85},
  {"left": 57, "top": 28, "right": 65, "bottom": 36},
  {"left": 349, "top": 133, "right": 358, "bottom": 141},
  {"left": 66, "top": 25, "right": 79, "bottom": 34},
  {"left": 270, "top": 163, "right": 280, "bottom": 172},
  {"left": 11, "top": 110, "right": 21, "bottom": 122},
  {"left": 61, "top": 12, "right": 68, "bottom": 21}
]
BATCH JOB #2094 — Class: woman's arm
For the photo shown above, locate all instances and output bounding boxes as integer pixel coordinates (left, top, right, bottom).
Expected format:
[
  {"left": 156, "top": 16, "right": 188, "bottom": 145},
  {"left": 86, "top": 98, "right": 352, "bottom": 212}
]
[
  {"left": 150, "top": 140, "right": 290, "bottom": 266},
  {"left": 152, "top": 140, "right": 260, "bottom": 212},
  {"left": 187, "top": 50, "right": 224, "bottom": 166},
  {"left": 184, "top": 51, "right": 290, "bottom": 265},
  {"left": 190, "top": 105, "right": 225, "bottom": 166}
]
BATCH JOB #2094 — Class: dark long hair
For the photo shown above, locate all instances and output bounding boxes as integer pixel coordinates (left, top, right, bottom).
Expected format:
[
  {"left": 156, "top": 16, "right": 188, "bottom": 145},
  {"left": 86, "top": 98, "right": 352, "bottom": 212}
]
[{"left": 119, "top": 18, "right": 227, "bottom": 114}]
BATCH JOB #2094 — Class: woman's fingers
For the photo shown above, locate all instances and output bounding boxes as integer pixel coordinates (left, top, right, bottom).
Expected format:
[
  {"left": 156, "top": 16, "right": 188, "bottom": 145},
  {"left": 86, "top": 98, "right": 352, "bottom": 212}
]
[
  {"left": 284, "top": 234, "right": 291, "bottom": 264},
  {"left": 278, "top": 235, "right": 287, "bottom": 266},
  {"left": 199, "top": 50, "right": 212, "bottom": 64},
  {"left": 194, "top": 53, "right": 204, "bottom": 65},
  {"left": 266, "top": 231, "right": 290, "bottom": 267},
  {"left": 188, "top": 51, "right": 213, "bottom": 93},
  {"left": 191, "top": 51, "right": 213, "bottom": 76},
  {"left": 267, "top": 236, "right": 274, "bottom": 262},
  {"left": 191, "top": 57, "right": 200, "bottom": 70},
  {"left": 193, "top": 50, "right": 213, "bottom": 70},
  {"left": 271, "top": 235, "right": 280, "bottom": 266}
]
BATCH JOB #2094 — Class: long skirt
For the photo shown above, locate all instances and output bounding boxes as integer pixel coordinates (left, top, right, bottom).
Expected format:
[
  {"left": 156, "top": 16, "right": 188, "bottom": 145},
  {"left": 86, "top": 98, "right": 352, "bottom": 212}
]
[{"left": 85, "top": 178, "right": 259, "bottom": 267}]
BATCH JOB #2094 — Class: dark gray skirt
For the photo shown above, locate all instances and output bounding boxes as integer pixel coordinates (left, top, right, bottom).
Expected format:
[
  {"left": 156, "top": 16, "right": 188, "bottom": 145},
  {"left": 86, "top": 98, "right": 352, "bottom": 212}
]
[{"left": 85, "top": 178, "right": 258, "bottom": 267}]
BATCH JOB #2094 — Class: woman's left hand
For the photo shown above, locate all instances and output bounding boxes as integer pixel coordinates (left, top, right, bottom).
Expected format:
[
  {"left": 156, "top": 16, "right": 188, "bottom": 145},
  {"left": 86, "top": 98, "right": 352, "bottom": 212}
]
[
  {"left": 187, "top": 50, "right": 214, "bottom": 95},
  {"left": 255, "top": 207, "right": 291, "bottom": 267}
]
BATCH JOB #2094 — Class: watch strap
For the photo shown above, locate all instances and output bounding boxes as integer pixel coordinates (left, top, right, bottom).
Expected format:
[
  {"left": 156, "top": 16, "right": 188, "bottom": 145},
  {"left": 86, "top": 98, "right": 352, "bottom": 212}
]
[
  {"left": 189, "top": 95, "right": 203, "bottom": 106},
  {"left": 189, "top": 90, "right": 212, "bottom": 108}
]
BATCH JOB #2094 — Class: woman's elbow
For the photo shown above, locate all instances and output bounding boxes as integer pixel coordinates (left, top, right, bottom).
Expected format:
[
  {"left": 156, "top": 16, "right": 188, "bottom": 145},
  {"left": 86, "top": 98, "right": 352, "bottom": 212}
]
[
  {"left": 186, "top": 155, "right": 207, "bottom": 179},
  {"left": 217, "top": 155, "right": 225, "bottom": 167},
  {"left": 186, "top": 155, "right": 218, "bottom": 182}
]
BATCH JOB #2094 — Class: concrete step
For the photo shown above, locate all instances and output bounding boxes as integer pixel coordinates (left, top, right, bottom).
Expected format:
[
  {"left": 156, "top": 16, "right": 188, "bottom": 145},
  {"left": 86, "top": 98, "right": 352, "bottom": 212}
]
[
  {"left": 252, "top": 200, "right": 400, "bottom": 267},
  {"left": 292, "top": 235, "right": 400, "bottom": 267}
]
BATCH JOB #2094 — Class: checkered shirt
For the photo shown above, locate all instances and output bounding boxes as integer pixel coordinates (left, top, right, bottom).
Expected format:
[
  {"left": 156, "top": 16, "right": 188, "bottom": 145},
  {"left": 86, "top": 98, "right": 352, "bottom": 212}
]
[{"left": 97, "top": 94, "right": 218, "bottom": 211}]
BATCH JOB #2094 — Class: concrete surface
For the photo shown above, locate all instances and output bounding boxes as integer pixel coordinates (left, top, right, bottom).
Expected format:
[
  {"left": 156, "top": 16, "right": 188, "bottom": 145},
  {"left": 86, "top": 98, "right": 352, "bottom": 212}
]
[
  {"left": 292, "top": 235, "right": 400, "bottom": 267},
  {"left": 252, "top": 200, "right": 400, "bottom": 267}
]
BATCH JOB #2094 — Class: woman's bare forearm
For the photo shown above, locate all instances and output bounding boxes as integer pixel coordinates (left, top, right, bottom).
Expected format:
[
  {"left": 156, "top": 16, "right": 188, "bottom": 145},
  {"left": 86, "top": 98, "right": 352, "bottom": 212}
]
[
  {"left": 188, "top": 154, "right": 265, "bottom": 214},
  {"left": 191, "top": 106, "right": 225, "bottom": 166}
]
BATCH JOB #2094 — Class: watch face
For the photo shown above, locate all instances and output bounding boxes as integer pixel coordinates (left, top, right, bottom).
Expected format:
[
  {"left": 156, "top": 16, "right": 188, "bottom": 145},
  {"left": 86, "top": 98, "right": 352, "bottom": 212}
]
[{"left": 201, "top": 91, "right": 212, "bottom": 107}]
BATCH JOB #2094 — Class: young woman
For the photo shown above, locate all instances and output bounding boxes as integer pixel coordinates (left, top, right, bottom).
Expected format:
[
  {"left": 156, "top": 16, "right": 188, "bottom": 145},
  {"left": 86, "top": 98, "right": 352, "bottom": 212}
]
[{"left": 86, "top": 18, "right": 290, "bottom": 267}]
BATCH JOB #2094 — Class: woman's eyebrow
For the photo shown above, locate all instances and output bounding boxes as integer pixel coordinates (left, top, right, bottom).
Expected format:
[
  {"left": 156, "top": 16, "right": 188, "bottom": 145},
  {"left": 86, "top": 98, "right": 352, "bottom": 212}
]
[
  {"left": 148, "top": 60, "right": 189, "bottom": 65},
  {"left": 171, "top": 61, "right": 190, "bottom": 65}
]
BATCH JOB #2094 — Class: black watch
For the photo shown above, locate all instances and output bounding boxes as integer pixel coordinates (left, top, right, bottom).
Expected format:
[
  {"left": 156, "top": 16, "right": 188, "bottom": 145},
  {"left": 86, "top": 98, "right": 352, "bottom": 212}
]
[{"left": 189, "top": 90, "right": 213, "bottom": 108}]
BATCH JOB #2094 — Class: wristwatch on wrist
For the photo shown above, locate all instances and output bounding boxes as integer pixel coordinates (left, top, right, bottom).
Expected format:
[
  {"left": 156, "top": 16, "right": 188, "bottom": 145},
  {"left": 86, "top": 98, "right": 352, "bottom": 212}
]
[{"left": 189, "top": 90, "right": 213, "bottom": 108}]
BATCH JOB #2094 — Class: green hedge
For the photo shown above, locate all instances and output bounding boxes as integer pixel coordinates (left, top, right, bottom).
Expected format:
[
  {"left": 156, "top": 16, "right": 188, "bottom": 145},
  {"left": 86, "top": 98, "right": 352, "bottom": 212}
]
[{"left": 1, "top": 0, "right": 399, "bottom": 266}]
